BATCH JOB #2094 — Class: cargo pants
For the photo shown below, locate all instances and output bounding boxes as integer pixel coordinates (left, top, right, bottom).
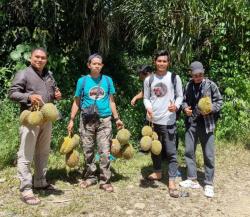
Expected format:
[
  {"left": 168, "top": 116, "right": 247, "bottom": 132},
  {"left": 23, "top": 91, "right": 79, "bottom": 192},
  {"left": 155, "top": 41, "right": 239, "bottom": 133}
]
[{"left": 79, "top": 115, "right": 112, "bottom": 185}]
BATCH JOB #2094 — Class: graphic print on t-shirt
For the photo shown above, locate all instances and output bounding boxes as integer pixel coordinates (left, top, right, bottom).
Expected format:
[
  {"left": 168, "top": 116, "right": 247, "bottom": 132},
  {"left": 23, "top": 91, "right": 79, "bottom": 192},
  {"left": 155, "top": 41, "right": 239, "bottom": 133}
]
[
  {"left": 153, "top": 82, "right": 168, "bottom": 97},
  {"left": 89, "top": 86, "right": 105, "bottom": 100}
]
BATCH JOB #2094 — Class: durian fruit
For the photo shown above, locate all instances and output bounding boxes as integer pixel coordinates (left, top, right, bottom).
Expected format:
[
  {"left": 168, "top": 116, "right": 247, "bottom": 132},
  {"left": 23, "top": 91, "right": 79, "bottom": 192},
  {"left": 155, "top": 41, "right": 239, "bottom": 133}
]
[
  {"left": 60, "top": 136, "right": 72, "bottom": 154},
  {"left": 198, "top": 96, "right": 212, "bottom": 115},
  {"left": 122, "top": 144, "right": 134, "bottom": 159},
  {"left": 60, "top": 134, "right": 80, "bottom": 154},
  {"left": 140, "top": 136, "right": 152, "bottom": 151},
  {"left": 111, "top": 139, "right": 121, "bottom": 157},
  {"left": 40, "top": 103, "right": 59, "bottom": 122},
  {"left": 116, "top": 129, "right": 131, "bottom": 145},
  {"left": 151, "top": 140, "right": 162, "bottom": 155},
  {"left": 27, "top": 111, "right": 44, "bottom": 126},
  {"left": 20, "top": 110, "right": 31, "bottom": 125},
  {"left": 66, "top": 150, "right": 79, "bottom": 168},
  {"left": 151, "top": 131, "right": 158, "bottom": 140},
  {"left": 61, "top": 136, "right": 79, "bottom": 154},
  {"left": 72, "top": 134, "right": 80, "bottom": 147},
  {"left": 141, "top": 126, "right": 153, "bottom": 137}
]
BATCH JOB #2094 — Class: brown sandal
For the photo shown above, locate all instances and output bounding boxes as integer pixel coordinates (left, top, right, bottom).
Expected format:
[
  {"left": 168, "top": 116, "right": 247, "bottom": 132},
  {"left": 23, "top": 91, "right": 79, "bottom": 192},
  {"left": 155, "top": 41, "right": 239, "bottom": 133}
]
[
  {"left": 21, "top": 193, "right": 41, "bottom": 205},
  {"left": 79, "top": 180, "right": 95, "bottom": 189},
  {"left": 147, "top": 172, "right": 162, "bottom": 181},
  {"left": 99, "top": 184, "right": 114, "bottom": 193},
  {"left": 169, "top": 188, "right": 179, "bottom": 198}
]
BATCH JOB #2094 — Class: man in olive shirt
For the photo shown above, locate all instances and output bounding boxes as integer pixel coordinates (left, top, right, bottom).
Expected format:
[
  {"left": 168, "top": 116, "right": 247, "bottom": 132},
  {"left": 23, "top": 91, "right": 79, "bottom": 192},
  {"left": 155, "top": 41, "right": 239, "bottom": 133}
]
[{"left": 9, "top": 48, "right": 61, "bottom": 205}]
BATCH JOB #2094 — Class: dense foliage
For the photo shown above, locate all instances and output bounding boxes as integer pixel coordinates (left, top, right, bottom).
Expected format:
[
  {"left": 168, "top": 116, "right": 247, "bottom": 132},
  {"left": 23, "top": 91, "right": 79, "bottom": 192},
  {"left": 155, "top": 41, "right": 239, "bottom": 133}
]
[{"left": 0, "top": 0, "right": 249, "bottom": 168}]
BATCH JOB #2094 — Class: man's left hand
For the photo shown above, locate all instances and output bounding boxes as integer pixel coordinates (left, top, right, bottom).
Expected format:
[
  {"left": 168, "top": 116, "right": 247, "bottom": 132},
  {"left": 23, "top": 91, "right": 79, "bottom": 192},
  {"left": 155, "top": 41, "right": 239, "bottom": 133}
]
[{"left": 168, "top": 102, "right": 177, "bottom": 112}]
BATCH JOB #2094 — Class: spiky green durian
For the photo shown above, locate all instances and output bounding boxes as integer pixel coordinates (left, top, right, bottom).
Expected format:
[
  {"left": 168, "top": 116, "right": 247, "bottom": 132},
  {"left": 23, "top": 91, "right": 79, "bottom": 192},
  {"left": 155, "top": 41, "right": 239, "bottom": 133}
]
[
  {"left": 60, "top": 136, "right": 72, "bottom": 154},
  {"left": 116, "top": 129, "right": 131, "bottom": 145},
  {"left": 198, "top": 96, "right": 212, "bottom": 115},
  {"left": 72, "top": 134, "right": 80, "bottom": 146},
  {"left": 122, "top": 144, "right": 134, "bottom": 159},
  {"left": 111, "top": 139, "right": 121, "bottom": 157},
  {"left": 141, "top": 126, "right": 153, "bottom": 137},
  {"left": 151, "top": 131, "right": 158, "bottom": 140},
  {"left": 40, "top": 103, "right": 59, "bottom": 122},
  {"left": 140, "top": 136, "right": 152, "bottom": 151},
  {"left": 65, "top": 150, "right": 79, "bottom": 168},
  {"left": 20, "top": 110, "right": 31, "bottom": 126},
  {"left": 27, "top": 111, "right": 44, "bottom": 126},
  {"left": 151, "top": 140, "right": 162, "bottom": 155}
]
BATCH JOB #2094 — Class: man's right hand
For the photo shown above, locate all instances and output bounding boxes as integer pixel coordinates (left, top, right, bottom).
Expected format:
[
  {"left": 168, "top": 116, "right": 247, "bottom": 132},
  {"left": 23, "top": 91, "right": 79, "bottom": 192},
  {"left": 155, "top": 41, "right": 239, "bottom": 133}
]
[
  {"left": 146, "top": 108, "right": 153, "bottom": 120},
  {"left": 29, "top": 94, "right": 43, "bottom": 105},
  {"left": 131, "top": 97, "right": 137, "bottom": 106},
  {"left": 184, "top": 106, "right": 193, "bottom": 116},
  {"left": 67, "top": 120, "right": 74, "bottom": 134}
]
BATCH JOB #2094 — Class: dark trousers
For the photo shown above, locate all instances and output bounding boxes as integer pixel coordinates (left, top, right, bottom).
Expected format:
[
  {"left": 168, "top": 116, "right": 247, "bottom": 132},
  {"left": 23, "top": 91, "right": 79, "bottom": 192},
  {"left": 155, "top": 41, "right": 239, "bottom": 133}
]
[
  {"left": 185, "top": 121, "right": 215, "bottom": 185},
  {"left": 151, "top": 124, "right": 178, "bottom": 180}
]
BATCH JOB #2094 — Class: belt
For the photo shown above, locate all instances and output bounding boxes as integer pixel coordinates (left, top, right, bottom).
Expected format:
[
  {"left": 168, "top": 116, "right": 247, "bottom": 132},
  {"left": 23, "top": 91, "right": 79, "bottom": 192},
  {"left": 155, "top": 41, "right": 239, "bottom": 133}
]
[{"left": 166, "top": 124, "right": 176, "bottom": 129}]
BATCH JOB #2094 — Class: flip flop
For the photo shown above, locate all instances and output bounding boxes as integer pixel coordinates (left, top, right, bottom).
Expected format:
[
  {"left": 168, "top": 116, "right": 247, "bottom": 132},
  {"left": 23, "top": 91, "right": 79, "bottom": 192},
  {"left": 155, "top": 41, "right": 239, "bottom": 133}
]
[
  {"left": 20, "top": 193, "right": 41, "bottom": 205},
  {"left": 169, "top": 188, "right": 179, "bottom": 198},
  {"left": 79, "top": 180, "right": 95, "bottom": 189},
  {"left": 147, "top": 173, "right": 162, "bottom": 181},
  {"left": 99, "top": 184, "right": 114, "bottom": 193}
]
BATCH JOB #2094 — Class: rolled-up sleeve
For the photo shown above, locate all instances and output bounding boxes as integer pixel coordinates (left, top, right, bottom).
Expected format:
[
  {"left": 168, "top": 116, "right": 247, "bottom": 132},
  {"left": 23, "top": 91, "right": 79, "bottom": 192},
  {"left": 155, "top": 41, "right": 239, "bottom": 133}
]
[
  {"left": 175, "top": 75, "right": 183, "bottom": 109},
  {"left": 143, "top": 77, "right": 152, "bottom": 110}
]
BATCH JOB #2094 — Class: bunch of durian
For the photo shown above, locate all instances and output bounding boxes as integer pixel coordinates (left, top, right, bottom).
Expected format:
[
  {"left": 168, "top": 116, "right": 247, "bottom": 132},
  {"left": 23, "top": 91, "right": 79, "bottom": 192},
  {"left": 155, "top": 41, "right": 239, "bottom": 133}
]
[
  {"left": 20, "top": 103, "right": 59, "bottom": 126},
  {"left": 111, "top": 128, "right": 134, "bottom": 160},
  {"left": 59, "top": 134, "right": 80, "bottom": 168},
  {"left": 140, "top": 125, "right": 162, "bottom": 155},
  {"left": 198, "top": 96, "right": 212, "bottom": 115}
]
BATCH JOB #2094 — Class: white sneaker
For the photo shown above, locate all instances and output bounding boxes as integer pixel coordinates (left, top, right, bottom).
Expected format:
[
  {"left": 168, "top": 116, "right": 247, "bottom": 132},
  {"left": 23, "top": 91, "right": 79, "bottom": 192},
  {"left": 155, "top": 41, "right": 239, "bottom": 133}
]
[
  {"left": 204, "top": 185, "right": 214, "bottom": 198},
  {"left": 179, "top": 179, "right": 201, "bottom": 189}
]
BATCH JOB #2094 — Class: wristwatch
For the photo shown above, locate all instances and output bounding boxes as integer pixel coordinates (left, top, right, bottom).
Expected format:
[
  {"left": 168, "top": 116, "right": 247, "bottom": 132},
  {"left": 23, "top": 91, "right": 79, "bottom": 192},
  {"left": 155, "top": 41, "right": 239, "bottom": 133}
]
[{"left": 114, "top": 117, "right": 120, "bottom": 122}]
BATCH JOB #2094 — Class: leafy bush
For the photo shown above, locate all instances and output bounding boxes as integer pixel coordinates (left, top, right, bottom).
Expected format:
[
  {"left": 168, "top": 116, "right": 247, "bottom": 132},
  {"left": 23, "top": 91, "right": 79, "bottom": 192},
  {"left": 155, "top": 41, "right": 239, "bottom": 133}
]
[{"left": 0, "top": 100, "right": 19, "bottom": 169}]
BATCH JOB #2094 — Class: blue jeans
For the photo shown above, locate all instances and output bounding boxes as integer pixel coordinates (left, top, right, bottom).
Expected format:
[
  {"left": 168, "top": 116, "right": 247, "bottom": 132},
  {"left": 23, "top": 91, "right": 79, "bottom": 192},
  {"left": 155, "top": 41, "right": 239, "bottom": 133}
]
[{"left": 151, "top": 124, "right": 178, "bottom": 180}]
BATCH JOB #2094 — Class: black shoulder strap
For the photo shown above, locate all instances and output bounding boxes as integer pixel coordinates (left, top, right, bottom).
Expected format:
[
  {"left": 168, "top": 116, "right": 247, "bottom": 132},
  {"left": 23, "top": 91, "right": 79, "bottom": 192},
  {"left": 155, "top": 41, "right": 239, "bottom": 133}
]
[
  {"left": 103, "top": 75, "right": 111, "bottom": 95},
  {"left": 171, "top": 72, "right": 177, "bottom": 99},
  {"left": 80, "top": 75, "right": 87, "bottom": 105}
]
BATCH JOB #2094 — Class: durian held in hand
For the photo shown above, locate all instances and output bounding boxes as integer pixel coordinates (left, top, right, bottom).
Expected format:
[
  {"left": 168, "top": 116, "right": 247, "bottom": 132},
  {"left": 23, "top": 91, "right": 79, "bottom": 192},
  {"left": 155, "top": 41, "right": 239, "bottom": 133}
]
[
  {"left": 140, "top": 125, "right": 162, "bottom": 155},
  {"left": 59, "top": 132, "right": 80, "bottom": 168},
  {"left": 60, "top": 134, "right": 80, "bottom": 154},
  {"left": 19, "top": 102, "right": 60, "bottom": 126},
  {"left": 65, "top": 149, "right": 80, "bottom": 168},
  {"left": 116, "top": 128, "right": 131, "bottom": 145},
  {"left": 198, "top": 96, "right": 212, "bottom": 115},
  {"left": 111, "top": 128, "right": 134, "bottom": 160}
]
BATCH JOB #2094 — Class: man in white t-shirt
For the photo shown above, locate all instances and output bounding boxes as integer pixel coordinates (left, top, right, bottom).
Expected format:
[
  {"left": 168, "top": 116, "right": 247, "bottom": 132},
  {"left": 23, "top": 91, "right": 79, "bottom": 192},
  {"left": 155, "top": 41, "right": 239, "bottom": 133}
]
[{"left": 143, "top": 50, "right": 183, "bottom": 198}]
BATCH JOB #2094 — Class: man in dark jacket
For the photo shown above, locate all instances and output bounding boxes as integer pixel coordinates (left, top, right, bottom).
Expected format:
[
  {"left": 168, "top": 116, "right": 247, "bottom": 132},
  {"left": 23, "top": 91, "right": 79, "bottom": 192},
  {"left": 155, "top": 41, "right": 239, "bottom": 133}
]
[
  {"left": 9, "top": 48, "right": 61, "bottom": 205},
  {"left": 179, "top": 61, "right": 223, "bottom": 198}
]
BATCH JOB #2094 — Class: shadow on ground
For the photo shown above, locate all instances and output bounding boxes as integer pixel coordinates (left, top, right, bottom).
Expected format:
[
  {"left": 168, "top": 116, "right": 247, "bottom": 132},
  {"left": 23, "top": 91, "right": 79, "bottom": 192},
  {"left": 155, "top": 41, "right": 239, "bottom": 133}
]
[{"left": 140, "top": 160, "right": 205, "bottom": 188}]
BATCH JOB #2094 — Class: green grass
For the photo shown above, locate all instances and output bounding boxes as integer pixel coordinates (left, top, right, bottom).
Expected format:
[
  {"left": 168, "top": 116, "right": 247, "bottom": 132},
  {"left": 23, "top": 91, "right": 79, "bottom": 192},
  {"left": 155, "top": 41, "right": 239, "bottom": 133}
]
[{"left": 0, "top": 143, "right": 249, "bottom": 217}]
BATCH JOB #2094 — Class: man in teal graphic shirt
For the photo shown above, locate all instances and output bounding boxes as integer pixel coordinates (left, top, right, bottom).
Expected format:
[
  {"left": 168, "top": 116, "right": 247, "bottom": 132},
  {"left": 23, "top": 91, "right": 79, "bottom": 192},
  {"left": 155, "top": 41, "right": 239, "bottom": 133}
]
[
  {"left": 74, "top": 73, "right": 115, "bottom": 117},
  {"left": 68, "top": 54, "right": 123, "bottom": 193}
]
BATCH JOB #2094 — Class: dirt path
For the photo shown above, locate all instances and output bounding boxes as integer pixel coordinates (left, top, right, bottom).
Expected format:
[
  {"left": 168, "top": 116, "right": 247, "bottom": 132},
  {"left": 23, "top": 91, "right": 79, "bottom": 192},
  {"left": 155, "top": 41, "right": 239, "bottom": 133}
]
[{"left": 0, "top": 145, "right": 249, "bottom": 217}]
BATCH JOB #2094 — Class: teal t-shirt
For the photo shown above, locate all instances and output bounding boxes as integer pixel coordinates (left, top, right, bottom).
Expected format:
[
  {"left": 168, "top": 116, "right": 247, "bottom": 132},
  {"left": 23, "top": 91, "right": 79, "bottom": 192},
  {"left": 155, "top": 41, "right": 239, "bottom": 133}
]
[{"left": 74, "top": 74, "right": 115, "bottom": 117}]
